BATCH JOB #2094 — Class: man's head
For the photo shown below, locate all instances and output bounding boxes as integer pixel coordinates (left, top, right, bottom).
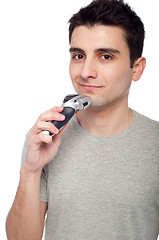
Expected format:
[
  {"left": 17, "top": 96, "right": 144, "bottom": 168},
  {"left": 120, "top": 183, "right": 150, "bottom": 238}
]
[
  {"left": 68, "top": 0, "right": 146, "bottom": 109},
  {"left": 69, "top": 0, "right": 145, "bottom": 68}
]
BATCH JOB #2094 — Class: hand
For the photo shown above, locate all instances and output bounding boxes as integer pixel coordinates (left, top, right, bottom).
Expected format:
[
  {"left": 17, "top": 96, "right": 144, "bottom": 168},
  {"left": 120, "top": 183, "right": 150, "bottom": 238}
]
[{"left": 22, "top": 106, "right": 67, "bottom": 173}]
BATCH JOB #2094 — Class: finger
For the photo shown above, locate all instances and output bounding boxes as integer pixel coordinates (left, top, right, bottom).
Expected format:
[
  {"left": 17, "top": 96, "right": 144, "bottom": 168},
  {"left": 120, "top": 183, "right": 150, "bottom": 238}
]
[
  {"left": 39, "top": 107, "right": 64, "bottom": 121},
  {"left": 33, "top": 121, "right": 59, "bottom": 135},
  {"left": 53, "top": 122, "right": 69, "bottom": 143},
  {"left": 32, "top": 132, "right": 54, "bottom": 145},
  {"left": 39, "top": 111, "right": 65, "bottom": 122},
  {"left": 59, "top": 122, "right": 69, "bottom": 135}
]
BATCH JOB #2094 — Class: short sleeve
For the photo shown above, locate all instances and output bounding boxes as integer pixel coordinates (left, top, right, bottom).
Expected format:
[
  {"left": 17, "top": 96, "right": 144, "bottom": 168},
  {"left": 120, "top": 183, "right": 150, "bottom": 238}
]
[
  {"left": 21, "top": 131, "right": 30, "bottom": 166},
  {"left": 40, "top": 166, "right": 48, "bottom": 202}
]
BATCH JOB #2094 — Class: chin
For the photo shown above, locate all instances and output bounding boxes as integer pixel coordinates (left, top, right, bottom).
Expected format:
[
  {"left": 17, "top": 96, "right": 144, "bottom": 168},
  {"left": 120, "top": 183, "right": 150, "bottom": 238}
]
[
  {"left": 74, "top": 88, "right": 107, "bottom": 107},
  {"left": 88, "top": 96, "right": 107, "bottom": 109}
]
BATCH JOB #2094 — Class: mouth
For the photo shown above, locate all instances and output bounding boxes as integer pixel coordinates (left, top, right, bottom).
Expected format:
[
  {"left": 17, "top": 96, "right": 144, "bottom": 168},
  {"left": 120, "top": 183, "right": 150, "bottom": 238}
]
[{"left": 79, "top": 83, "right": 103, "bottom": 91}]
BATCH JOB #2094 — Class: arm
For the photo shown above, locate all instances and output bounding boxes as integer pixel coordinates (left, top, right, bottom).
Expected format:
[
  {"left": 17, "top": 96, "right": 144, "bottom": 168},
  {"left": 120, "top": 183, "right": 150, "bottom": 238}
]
[
  {"left": 6, "top": 169, "right": 46, "bottom": 240},
  {"left": 6, "top": 106, "right": 67, "bottom": 240}
]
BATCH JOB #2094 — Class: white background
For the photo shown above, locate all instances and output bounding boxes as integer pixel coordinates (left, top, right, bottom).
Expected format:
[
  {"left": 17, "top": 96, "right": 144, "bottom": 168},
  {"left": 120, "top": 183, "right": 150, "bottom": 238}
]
[{"left": 0, "top": 0, "right": 159, "bottom": 239}]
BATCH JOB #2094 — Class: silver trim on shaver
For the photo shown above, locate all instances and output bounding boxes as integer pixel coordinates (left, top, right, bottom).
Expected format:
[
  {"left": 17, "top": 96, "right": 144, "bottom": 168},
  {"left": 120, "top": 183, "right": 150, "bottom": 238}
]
[{"left": 62, "top": 95, "right": 91, "bottom": 111}]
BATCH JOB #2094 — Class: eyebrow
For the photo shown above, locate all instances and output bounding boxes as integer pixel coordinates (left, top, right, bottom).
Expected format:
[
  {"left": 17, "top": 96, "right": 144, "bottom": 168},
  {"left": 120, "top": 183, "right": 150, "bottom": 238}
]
[
  {"left": 69, "top": 47, "right": 85, "bottom": 55},
  {"left": 96, "top": 48, "right": 120, "bottom": 54},
  {"left": 69, "top": 47, "right": 120, "bottom": 55}
]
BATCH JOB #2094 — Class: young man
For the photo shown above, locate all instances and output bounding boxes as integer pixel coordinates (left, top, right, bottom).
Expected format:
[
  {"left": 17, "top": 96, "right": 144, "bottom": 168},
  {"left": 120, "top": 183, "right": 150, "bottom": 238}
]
[{"left": 6, "top": 0, "right": 159, "bottom": 239}]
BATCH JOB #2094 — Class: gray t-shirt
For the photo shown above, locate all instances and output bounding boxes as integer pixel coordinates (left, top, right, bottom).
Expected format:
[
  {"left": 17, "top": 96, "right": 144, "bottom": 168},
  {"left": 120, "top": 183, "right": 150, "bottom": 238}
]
[{"left": 22, "top": 110, "right": 159, "bottom": 240}]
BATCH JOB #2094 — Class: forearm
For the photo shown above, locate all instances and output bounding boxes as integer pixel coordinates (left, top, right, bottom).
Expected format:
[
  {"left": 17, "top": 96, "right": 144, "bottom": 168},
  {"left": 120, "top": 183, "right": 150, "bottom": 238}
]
[{"left": 6, "top": 167, "right": 43, "bottom": 240}]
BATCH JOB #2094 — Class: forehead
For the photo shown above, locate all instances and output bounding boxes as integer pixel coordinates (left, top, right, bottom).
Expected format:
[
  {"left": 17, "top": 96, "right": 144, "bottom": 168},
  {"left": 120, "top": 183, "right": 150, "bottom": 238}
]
[{"left": 70, "top": 25, "right": 129, "bottom": 52}]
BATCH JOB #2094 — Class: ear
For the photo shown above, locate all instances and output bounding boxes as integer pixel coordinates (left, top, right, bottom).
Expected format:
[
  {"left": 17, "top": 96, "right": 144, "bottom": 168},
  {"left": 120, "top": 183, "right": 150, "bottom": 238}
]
[{"left": 132, "top": 57, "right": 146, "bottom": 82}]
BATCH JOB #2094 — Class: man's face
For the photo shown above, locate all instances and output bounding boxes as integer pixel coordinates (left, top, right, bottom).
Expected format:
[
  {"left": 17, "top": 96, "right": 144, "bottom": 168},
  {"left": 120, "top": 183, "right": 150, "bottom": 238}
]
[{"left": 69, "top": 25, "right": 134, "bottom": 109}]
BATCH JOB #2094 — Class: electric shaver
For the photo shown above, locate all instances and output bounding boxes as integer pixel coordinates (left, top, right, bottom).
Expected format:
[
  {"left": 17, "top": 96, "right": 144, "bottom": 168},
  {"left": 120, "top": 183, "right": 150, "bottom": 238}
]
[{"left": 42, "top": 94, "right": 91, "bottom": 136}]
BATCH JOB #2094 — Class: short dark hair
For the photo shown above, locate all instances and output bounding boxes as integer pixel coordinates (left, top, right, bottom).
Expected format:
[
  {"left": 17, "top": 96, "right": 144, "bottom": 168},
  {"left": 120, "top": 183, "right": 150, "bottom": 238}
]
[{"left": 68, "top": 0, "right": 145, "bottom": 68}]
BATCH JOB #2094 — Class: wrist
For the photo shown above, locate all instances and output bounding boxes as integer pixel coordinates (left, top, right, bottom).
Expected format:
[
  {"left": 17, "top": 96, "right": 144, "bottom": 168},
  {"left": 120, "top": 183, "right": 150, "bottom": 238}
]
[
  {"left": 19, "top": 167, "right": 42, "bottom": 193},
  {"left": 20, "top": 165, "right": 42, "bottom": 179}
]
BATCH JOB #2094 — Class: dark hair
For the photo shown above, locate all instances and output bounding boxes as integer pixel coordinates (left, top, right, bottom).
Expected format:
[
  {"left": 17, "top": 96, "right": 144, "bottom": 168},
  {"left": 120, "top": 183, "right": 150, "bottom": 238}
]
[{"left": 68, "top": 0, "right": 145, "bottom": 68}]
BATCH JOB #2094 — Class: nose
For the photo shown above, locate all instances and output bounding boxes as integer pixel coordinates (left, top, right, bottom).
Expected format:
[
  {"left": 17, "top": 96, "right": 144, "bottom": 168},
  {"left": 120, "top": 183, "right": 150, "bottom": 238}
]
[{"left": 80, "top": 58, "right": 97, "bottom": 80}]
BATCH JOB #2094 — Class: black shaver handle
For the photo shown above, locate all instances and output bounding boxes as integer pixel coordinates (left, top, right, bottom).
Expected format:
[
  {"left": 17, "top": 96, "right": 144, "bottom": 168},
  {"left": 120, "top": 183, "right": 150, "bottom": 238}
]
[{"left": 49, "top": 107, "right": 75, "bottom": 136}]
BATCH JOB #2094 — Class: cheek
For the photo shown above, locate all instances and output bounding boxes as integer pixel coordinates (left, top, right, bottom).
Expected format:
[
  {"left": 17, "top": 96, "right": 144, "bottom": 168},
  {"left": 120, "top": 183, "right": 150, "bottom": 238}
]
[
  {"left": 69, "top": 62, "right": 73, "bottom": 79},
  {"left": 109, "top": 64, "right": 132, "bottom": 86},
  {"left": 103, "top": 66, "right": 133, "bottom": 98},
  {"left": 69, "top": 62, "right": 79, "bottom": 82},
  {"left": 69, "top": 63, "right": 80, "bottom": 92}
]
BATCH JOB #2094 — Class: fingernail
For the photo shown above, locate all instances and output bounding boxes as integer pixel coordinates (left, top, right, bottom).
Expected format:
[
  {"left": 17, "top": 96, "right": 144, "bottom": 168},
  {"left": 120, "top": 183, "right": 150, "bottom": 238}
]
[
  {"left": 55, "top": 129, "right": 59, "bottom": 134},
  {"left": 60, "top": 115, "right": 65, "bottom": 120}
]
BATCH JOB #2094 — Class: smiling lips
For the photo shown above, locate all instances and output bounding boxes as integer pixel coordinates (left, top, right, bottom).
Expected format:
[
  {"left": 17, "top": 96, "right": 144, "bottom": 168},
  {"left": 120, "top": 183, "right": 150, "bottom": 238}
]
[{"left": 79, "top": 83, "right": 103, "bottom": 90}]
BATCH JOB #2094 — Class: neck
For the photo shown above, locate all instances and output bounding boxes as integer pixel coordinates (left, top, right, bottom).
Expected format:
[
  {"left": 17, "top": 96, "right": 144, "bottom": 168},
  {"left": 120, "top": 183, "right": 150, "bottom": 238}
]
[{"left": 76, "top": 98, "right": 133, "bottom": 137}]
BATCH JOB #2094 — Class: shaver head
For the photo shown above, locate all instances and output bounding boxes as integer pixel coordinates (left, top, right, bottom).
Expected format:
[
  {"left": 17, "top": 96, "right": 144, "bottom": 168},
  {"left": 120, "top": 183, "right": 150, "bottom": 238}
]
[{"left": 62, "top": 94, "right": 91, "bottom": 112}]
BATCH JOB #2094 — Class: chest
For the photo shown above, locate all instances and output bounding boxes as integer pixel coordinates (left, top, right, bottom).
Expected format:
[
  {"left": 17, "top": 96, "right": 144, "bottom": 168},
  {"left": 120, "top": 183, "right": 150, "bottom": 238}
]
[{"left": 47, "top": 140, "right": 159, "bottom": 210}]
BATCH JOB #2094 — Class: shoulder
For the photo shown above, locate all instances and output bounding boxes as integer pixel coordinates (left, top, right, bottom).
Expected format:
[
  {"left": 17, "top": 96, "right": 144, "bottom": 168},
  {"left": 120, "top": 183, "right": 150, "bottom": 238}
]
[
  {"left": 133, "top": 109, "right": 159, "bottom": 136},
  {"left": 134, "top": 110, "right": 159, "bottom": 126}
]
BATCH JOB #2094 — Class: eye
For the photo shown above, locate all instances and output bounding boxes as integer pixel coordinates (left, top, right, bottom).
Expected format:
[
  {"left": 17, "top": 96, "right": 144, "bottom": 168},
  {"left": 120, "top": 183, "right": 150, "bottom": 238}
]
[
  {"left": 101, "top": 54, "right": 113, "bottom": 60},
  {"left": 72, "top": 54, "right": 84, "bottom": 60}
]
